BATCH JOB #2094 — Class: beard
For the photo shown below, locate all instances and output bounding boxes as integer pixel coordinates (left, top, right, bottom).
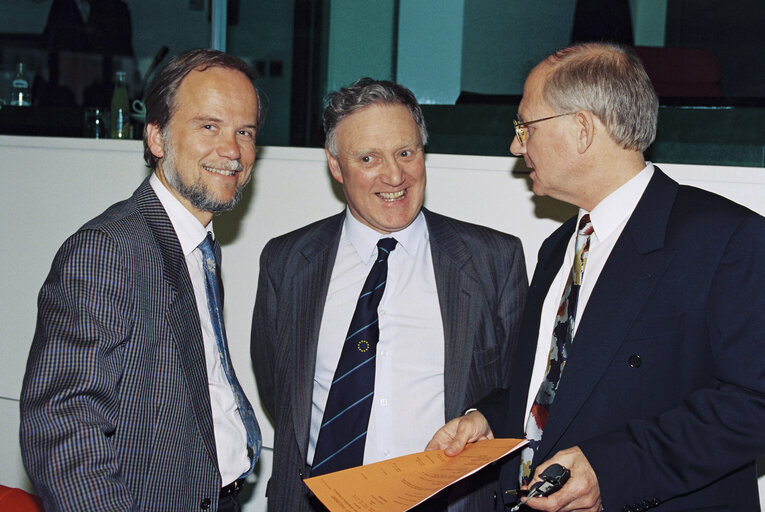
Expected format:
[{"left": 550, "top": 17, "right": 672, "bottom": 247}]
[{"left": 161, "top": 132, "right": 252, "bottom": 214}]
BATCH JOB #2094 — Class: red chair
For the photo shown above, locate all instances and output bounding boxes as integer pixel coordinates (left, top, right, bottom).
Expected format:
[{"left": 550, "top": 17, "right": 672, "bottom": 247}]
[{"left": 0, "top": 485, "right": 44, "bottom": 511}]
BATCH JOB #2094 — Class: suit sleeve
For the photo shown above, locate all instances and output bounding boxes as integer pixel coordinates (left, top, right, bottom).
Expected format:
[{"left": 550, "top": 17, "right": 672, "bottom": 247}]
[
  {"left": 496, "top": 237, "right": 528, "bottom": 391},
  {"left": 20, "top": 229, "right": 135, "bottom": 511},
  {"left": 251, "top": 241, "right": 278, "bottom": 419},
  {"left": 579, "top": 213, "right": 765, "bottom": 508},
  {"left": 460, "top": 234, "right": 527, "bottom": 438}
]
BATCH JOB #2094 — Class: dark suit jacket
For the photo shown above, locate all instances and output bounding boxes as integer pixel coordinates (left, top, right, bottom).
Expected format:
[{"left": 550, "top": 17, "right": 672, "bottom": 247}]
[
  {"left": 479, "top": 168, "right": 765, "bottom": 512},
  {"left": 251, "top": 208, "right": 528, "bottom": 511},
  {"left": 20, "top": 179, "right": 225, "bottom": 511}
]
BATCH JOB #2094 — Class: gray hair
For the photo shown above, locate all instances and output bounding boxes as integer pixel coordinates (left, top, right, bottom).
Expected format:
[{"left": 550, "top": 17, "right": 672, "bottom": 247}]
[
  {"left": 543, "top": 43, "right": 658, "bottom": 152},
  {"left": 323, "top": 77, "right": 428, "bottom": 156}
]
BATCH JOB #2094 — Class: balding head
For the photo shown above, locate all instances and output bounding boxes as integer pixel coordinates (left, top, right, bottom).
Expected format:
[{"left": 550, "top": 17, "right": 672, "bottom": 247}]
[{"left": 539, "top": 43, "right": 658, "bottom": 152}]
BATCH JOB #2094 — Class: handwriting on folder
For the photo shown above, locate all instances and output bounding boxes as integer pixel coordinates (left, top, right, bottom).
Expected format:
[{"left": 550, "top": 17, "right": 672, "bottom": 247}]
[{"left": 303, "top": 438, "right": 528, "bottom": 512}]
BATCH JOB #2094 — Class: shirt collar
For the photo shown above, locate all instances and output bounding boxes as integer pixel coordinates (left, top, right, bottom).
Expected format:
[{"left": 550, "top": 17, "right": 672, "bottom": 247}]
[
  {"left": 343, "top": 208, "right": 428, "bottom": 264},
  {"left": 580, "top": 163, "right": 654, "bottom": 243},
  {"left": 150, "top": 173, "right": 213, "bottom": 257}
]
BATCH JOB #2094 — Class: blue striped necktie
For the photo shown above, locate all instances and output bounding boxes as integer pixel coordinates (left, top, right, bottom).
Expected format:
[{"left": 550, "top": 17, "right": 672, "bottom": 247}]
[
  {"left": 198, "top": 233, "right": 262, "bottom": 475},
  {"left": 311, "top": 237, "right": 398, "bottom": 476}
]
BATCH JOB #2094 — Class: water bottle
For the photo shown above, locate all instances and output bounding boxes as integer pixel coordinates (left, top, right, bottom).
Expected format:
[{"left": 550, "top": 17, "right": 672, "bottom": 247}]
[
  {"left": 11, "top": 62, "right": 31, "bottom": 106},
  {"left": 110, "top": 71, "right": 131, "bottom": 139}
]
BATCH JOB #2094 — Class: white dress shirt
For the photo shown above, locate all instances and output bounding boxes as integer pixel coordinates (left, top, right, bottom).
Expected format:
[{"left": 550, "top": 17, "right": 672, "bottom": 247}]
[
  {"left": 309, "top": 210, "right": 446, "bottom": 465},
  {"left": 150, "top": 174, "right": 249, "bottom": 485},
  {"left": 524, "top": 164, "right": 655, "bottom": 424}
]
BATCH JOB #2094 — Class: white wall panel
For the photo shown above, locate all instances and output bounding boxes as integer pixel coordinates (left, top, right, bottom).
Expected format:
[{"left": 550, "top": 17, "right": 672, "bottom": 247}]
[{"left": 1, "top": 136, "right": 763, "bottom": 509}]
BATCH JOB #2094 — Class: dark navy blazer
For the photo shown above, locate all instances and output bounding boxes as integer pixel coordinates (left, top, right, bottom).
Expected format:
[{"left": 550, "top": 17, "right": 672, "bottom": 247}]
[{"left": 480, "top": 168, "right": 765, "bottom": 512}]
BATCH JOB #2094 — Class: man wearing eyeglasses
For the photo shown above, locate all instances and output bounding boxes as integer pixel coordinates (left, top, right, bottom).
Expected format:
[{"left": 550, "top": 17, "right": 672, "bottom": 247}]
[{"left": 427, "top": 43, "right": 765, "bottom": 512}]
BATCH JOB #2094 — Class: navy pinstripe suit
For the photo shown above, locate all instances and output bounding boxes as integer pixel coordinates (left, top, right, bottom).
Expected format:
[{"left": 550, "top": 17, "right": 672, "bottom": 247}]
[
  {"left": 251, "top": 209, "right": 528, "bottom": 511},
  {"left": 21, "top": 178, "right": 225, "bottom": 511}
]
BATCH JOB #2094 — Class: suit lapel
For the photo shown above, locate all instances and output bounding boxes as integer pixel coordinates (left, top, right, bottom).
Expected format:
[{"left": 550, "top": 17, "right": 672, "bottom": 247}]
[
  {"left": 134, "top": 180, "right": 218, "bottom": 466},
  {"left": 537, "top": 169, "right": 679, "bottom": 461},
  {"left": 424, "top": 210, "right": 483, "bottom": 421},
  {"left": 289, "top": 214, "right": 344, "bottom": 462}
]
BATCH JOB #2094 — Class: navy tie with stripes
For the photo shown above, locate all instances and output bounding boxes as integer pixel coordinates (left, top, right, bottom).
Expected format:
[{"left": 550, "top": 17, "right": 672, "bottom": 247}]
[{"left": 311, "top": 237, "right": 398, "bottom": 476}]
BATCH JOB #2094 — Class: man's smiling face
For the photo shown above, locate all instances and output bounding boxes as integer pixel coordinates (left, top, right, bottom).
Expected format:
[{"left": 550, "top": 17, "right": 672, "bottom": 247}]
[
  {"left": 326, "top": 103, "right": 426, "bottom": 234},
  {"left": 149, "top": 66, "right": 258, "bottom": 225}
]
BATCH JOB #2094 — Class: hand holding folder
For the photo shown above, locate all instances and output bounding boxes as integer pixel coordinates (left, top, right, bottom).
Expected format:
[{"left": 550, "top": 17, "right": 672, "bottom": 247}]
[{"left": 304, "top": 438, "right": 528, "bottom": 512}]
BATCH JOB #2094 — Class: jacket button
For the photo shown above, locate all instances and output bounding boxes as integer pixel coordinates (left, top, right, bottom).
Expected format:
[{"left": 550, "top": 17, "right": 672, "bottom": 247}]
[
  {"left": 628, "top": 354, "right": 642, "bottom": 368},
  {"left": 200, "top": 497, "right": 211, "bottom": 510}
]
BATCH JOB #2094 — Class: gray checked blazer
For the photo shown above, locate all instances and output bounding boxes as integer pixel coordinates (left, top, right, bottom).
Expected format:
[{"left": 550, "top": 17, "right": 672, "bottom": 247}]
[
  {"left": 251, "top": 208, "right": 528, "bottom": 511},
  {"left": 21, "top": 178, "right": 226, "bottom": 511}
]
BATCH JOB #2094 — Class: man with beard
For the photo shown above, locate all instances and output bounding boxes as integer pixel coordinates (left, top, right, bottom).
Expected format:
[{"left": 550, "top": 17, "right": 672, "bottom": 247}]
[{"left": 20, "top": 49, "right": 263, "bottom": 512}]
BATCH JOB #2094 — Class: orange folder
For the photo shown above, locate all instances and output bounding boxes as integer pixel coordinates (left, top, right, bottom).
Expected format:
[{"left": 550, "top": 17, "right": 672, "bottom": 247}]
[{"left": 304, "top": 438, "right": 527, "bottom": 512}]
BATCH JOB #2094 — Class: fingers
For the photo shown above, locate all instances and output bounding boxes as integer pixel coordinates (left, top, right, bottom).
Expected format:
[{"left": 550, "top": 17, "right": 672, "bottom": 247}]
[
  {"left": 444, "top": 411, "right": 492, "bottom": 456},
  {"left": 424, "top": 422, "right": 456, "bottom": 451},
  {"left": 425, "top": 411, "right": 493, "bottom": 456},
  {"left": 524, "top": 480, "right": 601, "bottom": 512},
  {"left": 522, "top": 447, "right": 601, "bottom": 512}
]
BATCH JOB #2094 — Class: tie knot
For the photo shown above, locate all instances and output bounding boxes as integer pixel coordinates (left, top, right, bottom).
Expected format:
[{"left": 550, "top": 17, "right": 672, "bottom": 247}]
[
  {"left": 577, "top": 214, "right": 593, "bottom": 236},
  {"left": 376, "top": 237, "right": 397, "bottom": 258}
]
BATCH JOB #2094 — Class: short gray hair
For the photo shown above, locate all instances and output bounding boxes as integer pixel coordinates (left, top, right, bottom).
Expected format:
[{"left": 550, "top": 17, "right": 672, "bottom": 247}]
[
  {"left": 323, "top": 77, "right": 428, "bottom": 156},
  {"left": 543, "top": 43, "right": 658, "bottom": 152}
]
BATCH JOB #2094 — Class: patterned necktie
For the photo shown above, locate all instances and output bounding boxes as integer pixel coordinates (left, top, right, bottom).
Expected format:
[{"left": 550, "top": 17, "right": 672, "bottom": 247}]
[
  {"left": 520, "top": 215, "right": 594, "bottom": 484},
  {"left": 198, "top": 233, "right": 262, "bottom": 475},
  {"left": 311, "top": 237, "right": 398, "bottom": 476}
]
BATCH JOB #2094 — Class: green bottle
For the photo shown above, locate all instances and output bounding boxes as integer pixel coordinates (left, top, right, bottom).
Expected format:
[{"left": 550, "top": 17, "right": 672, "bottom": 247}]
[{"left": 110, "top": 71, "right": 131, "bottom": 139}]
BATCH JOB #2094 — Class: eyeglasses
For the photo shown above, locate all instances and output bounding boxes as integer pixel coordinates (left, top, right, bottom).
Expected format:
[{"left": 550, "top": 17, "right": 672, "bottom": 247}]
[{"left": 512, "top": 112, "right": 576, "bottom": 146}]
